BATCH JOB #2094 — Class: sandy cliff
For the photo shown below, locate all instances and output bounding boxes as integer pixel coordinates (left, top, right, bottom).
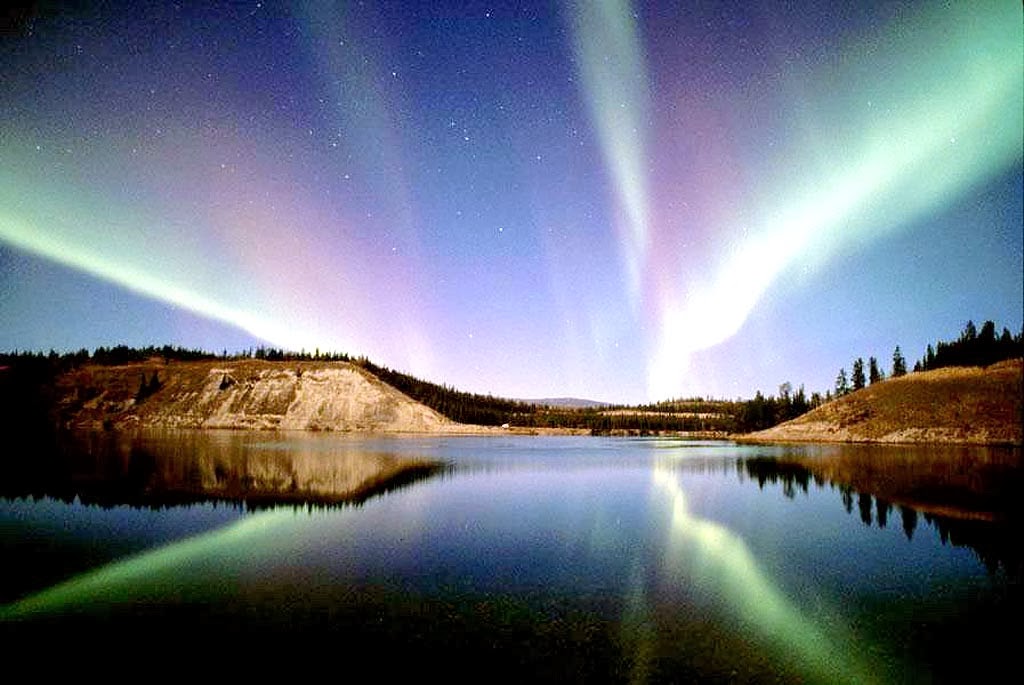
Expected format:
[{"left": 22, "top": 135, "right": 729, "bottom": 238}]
[
  {"left": 742, "top": 359, "right": 1022, "bottom": 445},
  {"left": 56, "top": 360, "right": 456, "bottom": 432}
]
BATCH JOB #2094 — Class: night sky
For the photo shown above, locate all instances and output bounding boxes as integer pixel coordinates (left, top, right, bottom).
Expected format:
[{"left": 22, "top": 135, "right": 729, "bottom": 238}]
[{"left": 1, "top": 1, "right": 1021, "bottom": 403}]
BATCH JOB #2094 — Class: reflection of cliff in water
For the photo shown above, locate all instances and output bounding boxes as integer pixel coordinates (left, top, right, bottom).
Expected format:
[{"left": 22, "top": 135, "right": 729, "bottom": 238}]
[
  {"left": 740, "top": 454, "right": 1023, "bottom": 580},
  {"left": 1, "top": 429, "right": 443, "bottom": 510}
]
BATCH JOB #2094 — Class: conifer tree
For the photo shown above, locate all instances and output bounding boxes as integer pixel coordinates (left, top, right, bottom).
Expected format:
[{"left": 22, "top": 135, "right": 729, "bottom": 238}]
[
  {"left": 892, "top": 346, "right": 907, "bottom": 377},
  {"left": 851, "top": 358, "right": 866, "bottom": 390},
  {"left": 835, "top": 368, "right": 850, "bottom": 396},
  {"left": 868, "top": 357, "right": 883, "bottom": 385}
]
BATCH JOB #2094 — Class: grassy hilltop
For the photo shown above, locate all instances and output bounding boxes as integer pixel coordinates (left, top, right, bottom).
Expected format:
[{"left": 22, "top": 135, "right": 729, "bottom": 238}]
[{"left": 743, "top": 359, "right": 1022, "bottom": 445}]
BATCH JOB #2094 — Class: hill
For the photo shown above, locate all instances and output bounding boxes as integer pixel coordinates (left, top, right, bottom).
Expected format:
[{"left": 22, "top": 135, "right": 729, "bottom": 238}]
[
  {"left": 0, "top": 350, "right": 739, "bottom": 434},
  {"left": 742, "top": 359, "right": 1022, "bottom": 445},
  {"left": 51, "top": 359, "right": 460, "bottom": 433},
  {"left": 518, "top": 397, "right": 608, "bottom": 409}
]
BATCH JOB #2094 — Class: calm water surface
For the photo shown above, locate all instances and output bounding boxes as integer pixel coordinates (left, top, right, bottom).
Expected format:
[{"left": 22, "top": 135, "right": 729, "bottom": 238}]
[{"left": 2, "top": 433, "right": 1019, "bottom": 682}]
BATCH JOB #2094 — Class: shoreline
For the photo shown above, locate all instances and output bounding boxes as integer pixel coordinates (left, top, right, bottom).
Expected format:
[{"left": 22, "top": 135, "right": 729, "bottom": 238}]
[
  {"left": 733, "top": 434, "right": 1023, "bottom": 447},
  {"left": 59, "top": 422, "right": 1024, "bottom": 446}
]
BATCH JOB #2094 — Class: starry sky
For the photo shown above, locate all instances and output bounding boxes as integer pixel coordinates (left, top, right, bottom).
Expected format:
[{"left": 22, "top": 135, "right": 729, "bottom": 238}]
[{"left": 1, "top": 1, "right": 1021, "bottom": 403}]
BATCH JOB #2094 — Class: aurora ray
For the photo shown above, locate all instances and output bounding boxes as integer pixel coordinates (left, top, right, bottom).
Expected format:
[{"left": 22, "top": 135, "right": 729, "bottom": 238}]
[
  {"left": 566, "top": 0, "right": 652, "bottom": 302},
  {"left": 647, "top": 0, "right": 1023, "bottom": 398},
  {"left": 0, "top": 0, "right": 1020, "bottom": 402}
]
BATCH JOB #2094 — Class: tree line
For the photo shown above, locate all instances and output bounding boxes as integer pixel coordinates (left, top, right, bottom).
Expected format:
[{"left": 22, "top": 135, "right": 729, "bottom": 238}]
[
  {"left": 834, "top": 320, "right": 1023, "bottom": 397},
  {"left": 732, "top": 382, "right": 827, "bottom": 432},
  {"left": 834, "top": 348, "right": 905, "bottom": 397},
  {"left": 0, "top": 345, "right": 745, "bottom": 433},
  {"left": 913, "top": 320, "right": 1023, "bottom": 371},
  {"left": 352, "top": 357, "right": 741, "bottom": 432},
  {"left": 3, "top": 319, "right": 1020, "bottom": 434}
]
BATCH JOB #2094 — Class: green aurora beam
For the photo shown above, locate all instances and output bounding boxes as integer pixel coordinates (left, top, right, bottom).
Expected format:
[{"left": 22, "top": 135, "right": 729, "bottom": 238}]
[
  {"left": 646, "top": 0, "right": 1023, "bottom": 398},
  {"left": 1, "top": 509, "right": 294, "bottom": 619},
  {"left": 567, "top": 0, "right": 652, "bottom": 302}
]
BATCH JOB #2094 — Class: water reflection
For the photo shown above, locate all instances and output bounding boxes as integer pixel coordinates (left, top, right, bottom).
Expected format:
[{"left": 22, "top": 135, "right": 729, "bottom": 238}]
[
  {"left": 740, "top": 454, "right": 1023, "bottom": 579},
  {"left": 1, "top": 507, "right": 294, "bottom": 619},
  {"left": 2, "top": 435, "right": 1020, "bottom": 682},
  {"left": 752, "top": 443, "right": 1022, "bottom": 520},
  {"left": 1, "top": 429, "right": 442, "bottom": 509},
  {"left": 650, "top": 464, "right": 874, "bottom": 685}
]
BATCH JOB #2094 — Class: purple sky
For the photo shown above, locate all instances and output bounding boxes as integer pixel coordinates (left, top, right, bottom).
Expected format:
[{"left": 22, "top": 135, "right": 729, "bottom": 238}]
[{"left": 1, "top": 1, "right": 1021, "bottom": 402}]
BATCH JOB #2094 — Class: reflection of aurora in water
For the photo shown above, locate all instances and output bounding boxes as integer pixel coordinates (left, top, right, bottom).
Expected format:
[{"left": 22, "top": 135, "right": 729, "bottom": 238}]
[
  {"left": 648, "top": 464, "right": 875, "bottom": 685},
  {"left": 1, "top": 508, "right": 293, "bottom": 619},
  {"left": 6, "top": 461, "right": 871, "bottom": 685},
  {"left": 2, "top": 436, "right": 1017, "bottom": 681}
]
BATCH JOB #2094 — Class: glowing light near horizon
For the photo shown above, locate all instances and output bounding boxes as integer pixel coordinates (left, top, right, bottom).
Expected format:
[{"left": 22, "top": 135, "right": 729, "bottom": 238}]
[
  {"left": 567, "top": 0, "right": 651, "bottom": 301},
  {"left": 647, "top": 1, "right": 1023, "bottom": 399},
  {"left": 0, "top": 2, "right": 437, "bottom": 375},
  {"left": 0, "top": 118, "right": 431, "bottom": 372},
  {"left": 0, "top": 210, "right": 314, "bottom": 351},
  {"left": 651, "top": 464, "right": 874, "bottom": 683}
]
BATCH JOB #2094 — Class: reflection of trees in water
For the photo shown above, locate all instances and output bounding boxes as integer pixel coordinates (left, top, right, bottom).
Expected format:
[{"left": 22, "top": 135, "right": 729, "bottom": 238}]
[
  {"left": 858, "top": 492, "right": 873, "bottom": 526},
  {"left": 0, "top": 431, "right": 444, "bottom": 512},
  {"left": 0, "top": 466, "right": 442, "bottom": 512},
  {"left": 740, "top": 457, "right": 1022, "bottom": 580},
  {"left": 841, "top": 486, "right": 853, "bottom": 514},
  {"left": 900, "top": 506, "right": 917, "bottom": 540},
  {"left": 876, "top": 498, "right": 891, "bottom": 529}
]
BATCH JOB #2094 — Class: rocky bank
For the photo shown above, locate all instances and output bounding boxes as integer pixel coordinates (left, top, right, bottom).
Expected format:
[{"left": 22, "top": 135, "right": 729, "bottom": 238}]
[{"left": 55, "top": 359, "right": 459, "bottom": 432}]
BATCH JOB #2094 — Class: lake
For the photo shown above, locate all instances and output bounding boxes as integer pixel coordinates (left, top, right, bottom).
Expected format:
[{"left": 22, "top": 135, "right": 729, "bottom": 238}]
[{"left": 2, "top": 431, "right": 1020, "bottom": 682}]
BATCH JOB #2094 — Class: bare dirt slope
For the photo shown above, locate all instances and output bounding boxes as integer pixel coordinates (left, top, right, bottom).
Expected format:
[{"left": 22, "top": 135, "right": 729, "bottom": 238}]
[
  {"left": 743, "top": 359, "right": 1022, "bottom": 445},
  {"left": 56, "top": 359, "right": 457, "bottom": 432}
]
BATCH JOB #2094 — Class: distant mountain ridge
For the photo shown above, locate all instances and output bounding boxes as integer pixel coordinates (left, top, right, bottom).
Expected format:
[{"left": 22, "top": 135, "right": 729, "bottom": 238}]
[{"left": 519, "top": 397, "right": 609, "bottom": 409}]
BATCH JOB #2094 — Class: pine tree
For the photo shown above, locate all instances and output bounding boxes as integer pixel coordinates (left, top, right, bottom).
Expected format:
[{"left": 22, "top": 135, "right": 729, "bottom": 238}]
[
  {"left": 835, "top": 368, "right": 850, "bottom": 396},
  {"left": 892, "top": 346, "right": 907, "bottom": 377},
  {"left": 868, "top": 357, "right": 883, "bottom": 385},
  {"left": 851, "top": 358, "right": 866, "bottom": 390}
]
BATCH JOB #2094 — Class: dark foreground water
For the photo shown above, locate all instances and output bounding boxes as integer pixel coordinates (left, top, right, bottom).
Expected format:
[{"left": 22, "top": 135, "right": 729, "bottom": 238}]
[{"left": 1, "top": 432, "right": 1020, "bottom": 682}]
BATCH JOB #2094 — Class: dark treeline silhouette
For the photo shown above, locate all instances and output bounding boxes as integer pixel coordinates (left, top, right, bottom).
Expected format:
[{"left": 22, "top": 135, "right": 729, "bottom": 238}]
[
  {"left": 5, "top": 317, "right": 1019, "bottom": 432},
  {"left": 0, "top": 344, "right": 356, "bottom": 369},
  {"left": 733, "top": 383, "right": 823, "bottom": 432},
  {"left": 355, "top": 356, "right": 752, "bottom": 431},
  {"left": 569, "top": 410, "right": 732, "bottom": 434},
  {"left": 351, "top": 356, "right": 536, "bottom": 426},
  {"left": 0, "top": 350, "right": 74, "bottom": 434},
  {"left": 834, "top": 319, "right": 1023, "bottom": 397},
  {"left": 92, "top": 344, "right": 216, "bottom": 365},
  {"left": 913, "top": 320, "right": 1023, "bottom": 372},
  {"left": 1, "top": 345, "right": 821, "bottom": 433},
  {"left": 355, "top": 358, "right": 825, "bottom": 433}
]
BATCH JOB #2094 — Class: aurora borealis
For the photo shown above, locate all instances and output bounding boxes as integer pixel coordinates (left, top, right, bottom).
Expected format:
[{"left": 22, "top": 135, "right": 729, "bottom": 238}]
[{"left": 1, "top": 1, "right": 1021, "bottom": 402}]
